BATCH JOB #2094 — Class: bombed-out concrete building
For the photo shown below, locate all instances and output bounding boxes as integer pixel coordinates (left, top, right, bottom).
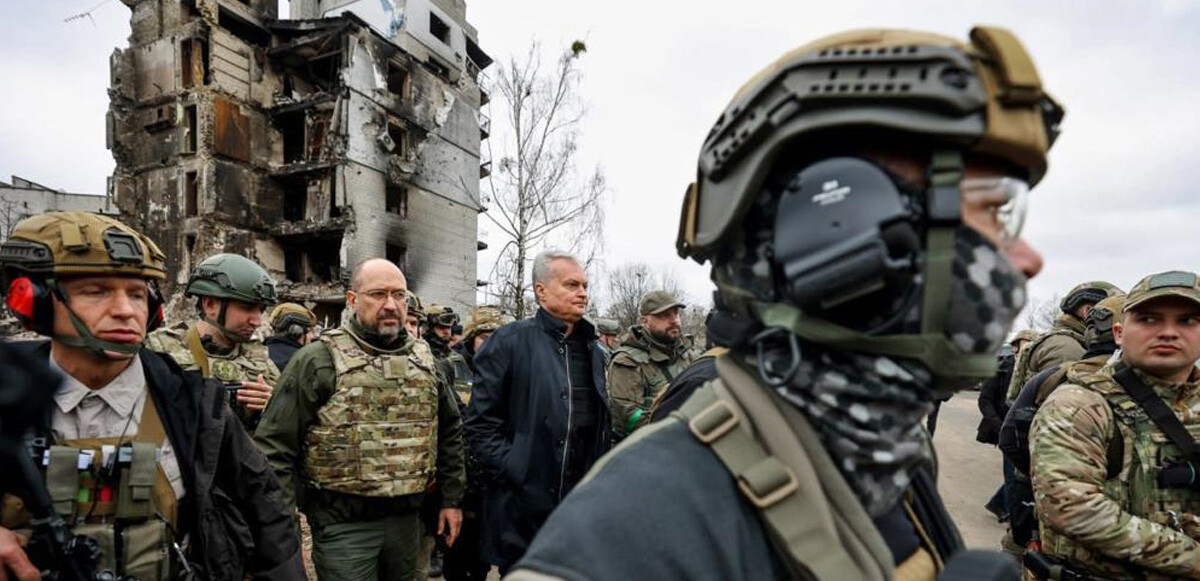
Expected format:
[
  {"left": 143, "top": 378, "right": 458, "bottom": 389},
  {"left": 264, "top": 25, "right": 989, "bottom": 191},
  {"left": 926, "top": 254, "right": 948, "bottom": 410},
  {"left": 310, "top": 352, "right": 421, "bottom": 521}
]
[{"left": 107, "top": 0, "right": 491, "bottom": 323}]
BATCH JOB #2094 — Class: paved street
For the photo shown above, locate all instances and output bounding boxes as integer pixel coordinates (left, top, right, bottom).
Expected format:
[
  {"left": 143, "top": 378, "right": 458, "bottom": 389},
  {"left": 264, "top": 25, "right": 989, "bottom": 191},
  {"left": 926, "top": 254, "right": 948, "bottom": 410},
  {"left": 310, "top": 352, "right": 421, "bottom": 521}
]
[{"left": 933, "top": 390, "right": 1008, "bottom": 549}]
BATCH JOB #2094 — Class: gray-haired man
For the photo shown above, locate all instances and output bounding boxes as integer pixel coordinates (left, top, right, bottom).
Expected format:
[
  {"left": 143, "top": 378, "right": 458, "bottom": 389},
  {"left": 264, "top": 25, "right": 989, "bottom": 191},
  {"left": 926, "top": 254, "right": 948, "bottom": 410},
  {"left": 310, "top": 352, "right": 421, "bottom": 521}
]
[{"left": 464, "top": 250, "right": 612, "bottom": 572}]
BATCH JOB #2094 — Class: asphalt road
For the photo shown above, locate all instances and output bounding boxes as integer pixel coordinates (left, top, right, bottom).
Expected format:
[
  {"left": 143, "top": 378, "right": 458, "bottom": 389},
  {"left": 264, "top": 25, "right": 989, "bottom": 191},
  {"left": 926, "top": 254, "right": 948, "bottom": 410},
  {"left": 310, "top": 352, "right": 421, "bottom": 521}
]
[{"left": 932, "top": 390, "right": 1009, "bottom": 550}]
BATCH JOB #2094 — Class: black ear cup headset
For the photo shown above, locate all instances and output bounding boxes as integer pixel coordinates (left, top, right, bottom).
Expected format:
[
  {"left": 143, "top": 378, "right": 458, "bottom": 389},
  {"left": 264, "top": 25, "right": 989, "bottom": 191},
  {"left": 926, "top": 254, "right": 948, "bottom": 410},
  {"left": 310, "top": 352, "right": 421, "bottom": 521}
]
[{"left": 6, "top": 275, "right": 165, "bottom": 353}]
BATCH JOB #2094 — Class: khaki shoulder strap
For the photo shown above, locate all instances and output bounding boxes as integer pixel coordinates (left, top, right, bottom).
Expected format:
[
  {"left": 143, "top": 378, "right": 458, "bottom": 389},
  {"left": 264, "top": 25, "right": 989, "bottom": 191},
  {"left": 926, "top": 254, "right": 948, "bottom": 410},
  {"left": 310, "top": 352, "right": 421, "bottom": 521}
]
[
  {"left": 676, "top": 356, "right": 891, "bottom": 581},
  {"left": 184, "top": 324, "right": 211, "bottom": 378}
]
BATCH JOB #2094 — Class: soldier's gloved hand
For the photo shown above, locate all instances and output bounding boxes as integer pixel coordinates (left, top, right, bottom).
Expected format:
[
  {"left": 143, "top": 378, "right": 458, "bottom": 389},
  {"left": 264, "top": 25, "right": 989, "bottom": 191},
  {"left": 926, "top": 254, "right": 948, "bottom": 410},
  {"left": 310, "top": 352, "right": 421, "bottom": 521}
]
[
  {"left": 237, "top": 374, "right": 273, "bottom": 412},
  {"left": 438, "top": 508, "right": 463, "bottom": 547},
  {"left": 0, "top": 526, "right": 39, "bottom": 581}
]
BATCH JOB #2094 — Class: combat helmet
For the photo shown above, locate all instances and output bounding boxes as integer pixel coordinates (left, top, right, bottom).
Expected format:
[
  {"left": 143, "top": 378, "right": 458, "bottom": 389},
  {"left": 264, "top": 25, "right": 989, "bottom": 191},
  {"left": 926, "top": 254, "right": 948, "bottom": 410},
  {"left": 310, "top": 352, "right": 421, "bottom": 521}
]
[
  {"left": 270, "top": 302, "right": 317, "bottom": 339},
  {"left": 0, "top": 212, "right": 167, "bottom": 357},
  {"left": 465, "top": 306, "right": 510, "bottom": 340},
  {"left": 424, "top": 304, "right": 460, "bottom": 328},
  {"left": 1083, "top": 293, "right": 1126, "bottom": 354},
  {"left": 1060, "top": 281, "right": 1123, "bottom": 316},
  {"left": 187, "top": 253, "right": 277, "bottom": 342},
  {"left": 675, "top": 26, "right": 1064, "bottom": 390}
]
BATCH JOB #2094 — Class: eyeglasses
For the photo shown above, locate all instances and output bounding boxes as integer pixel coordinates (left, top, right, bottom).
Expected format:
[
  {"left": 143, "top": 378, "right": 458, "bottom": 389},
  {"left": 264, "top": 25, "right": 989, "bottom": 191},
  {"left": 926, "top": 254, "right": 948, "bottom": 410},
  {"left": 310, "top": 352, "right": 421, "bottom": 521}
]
[
  {"left": 960, "top": 177, "right": 1029, "bottom": 244},
  {"left": 361, "top": 289, "right": 408, "bottom": 304}
]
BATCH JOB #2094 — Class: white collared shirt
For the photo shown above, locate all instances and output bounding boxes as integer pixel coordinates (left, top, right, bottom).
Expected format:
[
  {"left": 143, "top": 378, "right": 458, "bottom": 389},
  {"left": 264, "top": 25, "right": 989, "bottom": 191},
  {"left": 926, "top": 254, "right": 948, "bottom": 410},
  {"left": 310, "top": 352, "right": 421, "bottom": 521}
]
[{"left": 48, "top": 352, "right": 186, "bottom": 498}]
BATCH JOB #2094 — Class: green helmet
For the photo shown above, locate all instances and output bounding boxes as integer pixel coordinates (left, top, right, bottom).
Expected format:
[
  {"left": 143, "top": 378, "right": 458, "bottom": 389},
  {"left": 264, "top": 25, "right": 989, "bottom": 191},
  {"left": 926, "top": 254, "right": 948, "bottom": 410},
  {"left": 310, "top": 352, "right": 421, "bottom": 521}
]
[
  {"left": 186, "top": 254, "right": 278, "bottom": 306},
  {"left": 1060, "top": 280, "right": 1123, "bottom": 315}
]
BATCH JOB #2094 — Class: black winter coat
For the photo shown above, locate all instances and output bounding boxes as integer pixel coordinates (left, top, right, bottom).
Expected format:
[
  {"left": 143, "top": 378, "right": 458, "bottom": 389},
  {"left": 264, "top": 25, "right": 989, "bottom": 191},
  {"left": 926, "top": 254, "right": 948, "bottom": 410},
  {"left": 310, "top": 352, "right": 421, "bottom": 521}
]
[
  {"left": 975, "top": 353, "right": 1015, "bottom": 445},
  {"left": 264, "top": 336, "right": 302, "bottom": 373},
  {"left": 465, "top": 309, "right": 612, "bottom": 569},
  {"left": 23, "top": 342, "right": 304, "bottom": 580}
]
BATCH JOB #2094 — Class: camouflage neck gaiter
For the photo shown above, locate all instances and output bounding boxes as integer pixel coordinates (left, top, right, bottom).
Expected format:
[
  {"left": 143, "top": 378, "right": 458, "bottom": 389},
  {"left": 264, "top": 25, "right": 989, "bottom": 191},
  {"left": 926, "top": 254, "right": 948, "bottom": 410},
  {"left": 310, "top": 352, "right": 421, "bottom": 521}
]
[
  {"left": 773, "top": 225, "right": 1026, "bottom": 516},
  {"left": 774, "top": 348, "right": 934, "bottom": 517}
]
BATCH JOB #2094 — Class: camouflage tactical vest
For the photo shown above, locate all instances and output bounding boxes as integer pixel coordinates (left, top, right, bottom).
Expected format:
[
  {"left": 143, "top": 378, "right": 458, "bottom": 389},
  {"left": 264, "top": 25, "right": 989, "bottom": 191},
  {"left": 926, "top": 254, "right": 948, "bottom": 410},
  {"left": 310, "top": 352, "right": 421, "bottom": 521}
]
[
  {"left": 305, "top": 329, "right": 440, "bottom": 497},
  {"left": 144, "top": 322, "right": 280, "bottom": 385},
  {"left": 1040, "top": 371, "right": 1200, "bottom": 579},
  {"left": 1006, "top": 320, "right": 1085, "bottom": 403}
]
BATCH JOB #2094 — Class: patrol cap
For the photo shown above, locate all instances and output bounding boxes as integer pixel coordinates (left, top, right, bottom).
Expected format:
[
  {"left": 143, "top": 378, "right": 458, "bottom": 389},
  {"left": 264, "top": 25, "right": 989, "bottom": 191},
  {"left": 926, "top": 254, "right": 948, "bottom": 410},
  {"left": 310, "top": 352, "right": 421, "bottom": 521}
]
[
  {"left": 639, "top": 291, "right": 686, "bottom": 316},
  {"left": 1123, "top": 271, "right": 1200, "bottom": 312},
  {"left": 594, "top": 318, "right": 621, "bottom": 336}
]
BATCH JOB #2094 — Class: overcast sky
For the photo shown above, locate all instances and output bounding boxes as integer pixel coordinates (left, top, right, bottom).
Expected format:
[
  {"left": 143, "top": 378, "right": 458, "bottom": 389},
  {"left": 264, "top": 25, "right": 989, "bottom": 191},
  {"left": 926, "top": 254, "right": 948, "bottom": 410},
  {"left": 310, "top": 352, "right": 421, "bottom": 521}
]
[{"left": 2, "top": 0, "right": 1199, "bottom": 324}]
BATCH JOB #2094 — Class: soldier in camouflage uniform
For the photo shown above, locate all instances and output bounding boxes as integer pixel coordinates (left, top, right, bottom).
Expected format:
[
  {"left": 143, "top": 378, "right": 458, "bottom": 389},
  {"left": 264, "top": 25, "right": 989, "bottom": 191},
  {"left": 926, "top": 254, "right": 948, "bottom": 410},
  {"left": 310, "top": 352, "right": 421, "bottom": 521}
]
[
  {"left": 254, "top": 258, "right": 466, "bottom": 581},
  {"left": 144, "top": 253, "right": 280, "bottom": 431},
  {"left": 451, "top": 306, "right": 510, "bottom": 406},
  {"left": 606, "top": 290, "right": 696, "bottom": 437},
  {"left": 1031, "top": 271, "right": 1200, "bottom": 579},
  {"left": 265, "top": 301, "right": 318, "bottom": 372},
  {"left": 1005, "top": 281, "right": 1122, "bottom": 403},
  {"left": 406, "top": 290, "right": 424, "bottom": 339}
]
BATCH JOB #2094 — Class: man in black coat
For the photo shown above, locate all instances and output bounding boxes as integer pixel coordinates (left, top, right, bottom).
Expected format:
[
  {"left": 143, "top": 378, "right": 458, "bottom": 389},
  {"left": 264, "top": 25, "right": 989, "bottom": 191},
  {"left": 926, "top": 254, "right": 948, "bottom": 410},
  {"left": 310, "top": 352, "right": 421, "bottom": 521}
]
[
  {"left": 464, "top": 250, "right": 611, "bottom": 572},
  {"left": 0, "top": 212, "right": 303, "bottom": 581},
  {"left": 977, "top": 331, "right": 1036, "bottom": 522}
]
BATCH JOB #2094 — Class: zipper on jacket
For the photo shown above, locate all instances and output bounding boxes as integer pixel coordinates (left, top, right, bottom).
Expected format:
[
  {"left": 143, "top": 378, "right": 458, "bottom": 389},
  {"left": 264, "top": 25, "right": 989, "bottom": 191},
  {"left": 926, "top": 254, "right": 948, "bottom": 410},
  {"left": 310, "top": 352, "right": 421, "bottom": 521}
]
[{"left": 559, "top": 338, "right": 572, "bottom": 502}]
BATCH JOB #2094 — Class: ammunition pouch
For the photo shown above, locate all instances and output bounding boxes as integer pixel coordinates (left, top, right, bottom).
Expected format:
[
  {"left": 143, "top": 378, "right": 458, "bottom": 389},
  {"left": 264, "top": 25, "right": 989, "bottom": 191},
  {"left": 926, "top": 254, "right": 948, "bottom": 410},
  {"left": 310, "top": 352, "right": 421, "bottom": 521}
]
[{"left": 1158, "top": 459, "right": 1200, "bottom": 489}]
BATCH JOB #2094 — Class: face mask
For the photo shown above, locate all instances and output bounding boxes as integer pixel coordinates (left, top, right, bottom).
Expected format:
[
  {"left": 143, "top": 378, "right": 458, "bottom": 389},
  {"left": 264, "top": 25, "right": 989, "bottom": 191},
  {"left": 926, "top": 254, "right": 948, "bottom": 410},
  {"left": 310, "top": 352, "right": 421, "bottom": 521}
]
[{"left": 943, "top": 225, "right": 1027, "bottom": 357}]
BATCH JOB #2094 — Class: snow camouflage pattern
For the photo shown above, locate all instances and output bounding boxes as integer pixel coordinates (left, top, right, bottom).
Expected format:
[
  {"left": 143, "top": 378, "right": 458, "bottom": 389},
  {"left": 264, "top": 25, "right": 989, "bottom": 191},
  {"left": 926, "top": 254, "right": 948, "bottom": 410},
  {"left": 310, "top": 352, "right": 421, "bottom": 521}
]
[
  {"left": 1033, "top": 364, "right": 1200, "bottom": 579},
  {"left": 305, "top": 328, "right": 440, "bottom": 496},
  {"left": 776, "top": 226, "right": 1027, "bottom": 516}
]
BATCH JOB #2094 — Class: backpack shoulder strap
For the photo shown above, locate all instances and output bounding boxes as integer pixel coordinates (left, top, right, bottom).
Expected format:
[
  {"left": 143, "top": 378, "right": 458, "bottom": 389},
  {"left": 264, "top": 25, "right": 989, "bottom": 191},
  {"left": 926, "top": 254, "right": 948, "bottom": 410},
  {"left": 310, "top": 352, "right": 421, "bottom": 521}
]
[
  {"left": 1112, "top": 363, "right": 1200, "bottom": 458},
  {"left": 183, "top": 324, "right": 210, "bottom": 378},
  {"left": 675, "top": 356, "right": 891, "bottom": 581}
]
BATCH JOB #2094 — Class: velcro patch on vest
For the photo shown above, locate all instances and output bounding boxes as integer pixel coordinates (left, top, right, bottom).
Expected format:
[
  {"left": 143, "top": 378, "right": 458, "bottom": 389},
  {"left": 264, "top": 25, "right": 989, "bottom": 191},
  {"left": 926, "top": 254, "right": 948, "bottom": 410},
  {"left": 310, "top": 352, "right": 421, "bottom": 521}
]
[{"left": 383, "top": 355, "right": 408, "bottom": 380}]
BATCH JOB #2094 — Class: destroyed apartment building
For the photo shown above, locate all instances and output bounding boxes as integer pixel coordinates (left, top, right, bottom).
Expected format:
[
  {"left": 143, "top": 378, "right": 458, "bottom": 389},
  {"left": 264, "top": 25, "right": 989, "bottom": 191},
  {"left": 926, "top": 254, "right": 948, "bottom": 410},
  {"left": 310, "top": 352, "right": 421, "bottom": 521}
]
[{"left": 107, "top": 0, "right": 492, "bottom": 323}]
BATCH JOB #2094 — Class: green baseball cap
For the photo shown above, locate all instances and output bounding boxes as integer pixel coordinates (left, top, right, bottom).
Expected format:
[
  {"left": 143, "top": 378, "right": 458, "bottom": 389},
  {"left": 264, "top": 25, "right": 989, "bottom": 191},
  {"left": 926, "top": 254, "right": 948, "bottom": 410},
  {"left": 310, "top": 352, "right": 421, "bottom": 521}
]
[
  {"left": 639, "top": 291, "right": 686, "bottom": 316},
  {"left": 1124, "top": 271, "right": 1200, "bottom": 312}
]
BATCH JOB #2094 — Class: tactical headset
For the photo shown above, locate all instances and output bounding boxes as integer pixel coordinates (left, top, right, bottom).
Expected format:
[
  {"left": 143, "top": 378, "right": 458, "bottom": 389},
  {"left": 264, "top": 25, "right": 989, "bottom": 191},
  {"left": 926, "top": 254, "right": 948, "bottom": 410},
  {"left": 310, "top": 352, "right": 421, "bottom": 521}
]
[{"left": 5, "top": 275, "right": 165, "bottom": 351}]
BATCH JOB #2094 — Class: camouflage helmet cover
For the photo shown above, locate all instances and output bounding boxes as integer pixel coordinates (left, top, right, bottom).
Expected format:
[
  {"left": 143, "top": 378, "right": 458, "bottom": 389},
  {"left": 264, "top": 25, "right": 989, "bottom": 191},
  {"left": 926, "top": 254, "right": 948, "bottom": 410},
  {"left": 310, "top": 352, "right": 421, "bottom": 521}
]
[
  {"left": 424, "top": 304, "right": 460, "bottom": 328},
  {"left": 677, "top": 26, "right": 1064, "bottom": 261},
  {"left": 269, "top": 302, "right": 316, "bottom": 331},
  {"left": 0, "top": 212, "right": 166, "bottom": 283},
  {"left": 406, "top": 290, "right": 423, "bottom": 316},
  {"left": 186, "top": 253, "right": 278, "bottom": 305},
  {"left": 464, "top": 306, "right": 510, "bottom": 340}
]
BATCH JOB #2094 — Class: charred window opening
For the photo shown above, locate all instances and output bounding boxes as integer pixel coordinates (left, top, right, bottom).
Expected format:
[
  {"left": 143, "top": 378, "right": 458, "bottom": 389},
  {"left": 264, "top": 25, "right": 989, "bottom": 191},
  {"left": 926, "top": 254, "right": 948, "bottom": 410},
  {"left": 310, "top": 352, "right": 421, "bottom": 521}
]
[
  {"left": 387, "top": 60, "right": 409, "bottom": 98},
  {"left": 282, "top": 181, "right": 306, "bottom": 222},
  {"left": 183, "top": 104, "right": 198, "bottom": 154},
  {"left": 180, "top": 37, "right": 209, "bottom": 88},
  {"left": 185, "top": 171, "right": 198, "bottom": 216},
  {"left": 429, "top": 14, "right": 450, "bottom": 45},
  {"left": 306, "top": 53, "right": 341, "bottom": 91},
  {"left": 386, "top": 119, "right": 408, "bottom": 157},
  {"left": 386, "top": 183, "right": 408, "bottom": 218},
  {"left": 217, "top": 6, "right": 270, "bottom": 46},
  {"left": 283, "top": 235, "right": 341, "bottom": 283},
  {"left": 328, "top": 177, "right": 341, "bottom": 218},
  {"left": 186, "top": 233, "right": 198, "bottom": 257},
  {"left": 279, "top": 111, "right": 304, "bottom": 163},
  {"left": 386, "top": 242, "right": 407, "bottom": 270}
]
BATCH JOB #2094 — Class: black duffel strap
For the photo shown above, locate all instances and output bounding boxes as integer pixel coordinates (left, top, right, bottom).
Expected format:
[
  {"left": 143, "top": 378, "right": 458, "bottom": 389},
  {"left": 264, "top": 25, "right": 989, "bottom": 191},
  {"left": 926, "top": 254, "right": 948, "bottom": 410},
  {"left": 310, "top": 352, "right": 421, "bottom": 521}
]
[{"left": 1112, "top": 363, "right": 1200, "bottom": 458}]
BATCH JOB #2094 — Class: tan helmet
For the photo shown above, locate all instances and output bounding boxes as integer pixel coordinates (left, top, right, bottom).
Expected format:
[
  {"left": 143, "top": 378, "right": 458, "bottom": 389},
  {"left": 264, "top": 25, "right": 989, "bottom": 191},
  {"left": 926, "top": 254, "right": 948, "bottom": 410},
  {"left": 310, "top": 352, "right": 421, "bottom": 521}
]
[
  {"left": 424, "top": 304, "right": 460, "bottom": 328},
  {"left": 406, "top": 290, "right": 424, "bottom": 316},
  {"left": 0, "top": 212, "right": 166, "bottom": 355},
  {"left": 269, "top": 302, "right": 317, "bottom": 332},
  {"left": 464, "top": 306, "right": 510, "bottom": 340},
  {"left": 0, "top": 211, "right": 166, "bottom": 282},
  {"left": 677, "top": 26, "right": 1064, "bottom": 262},
  {"left": 1084, "top": 293, "right": 1126, "bottom": 352}
]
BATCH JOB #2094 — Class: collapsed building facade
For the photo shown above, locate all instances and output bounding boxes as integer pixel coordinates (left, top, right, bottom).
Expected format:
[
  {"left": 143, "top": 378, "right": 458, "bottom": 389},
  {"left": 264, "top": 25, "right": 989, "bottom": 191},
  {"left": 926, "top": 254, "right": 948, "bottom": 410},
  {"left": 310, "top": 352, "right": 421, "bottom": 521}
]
[{"left": 108, "top": 0, "right": 491, "bottom": 324}]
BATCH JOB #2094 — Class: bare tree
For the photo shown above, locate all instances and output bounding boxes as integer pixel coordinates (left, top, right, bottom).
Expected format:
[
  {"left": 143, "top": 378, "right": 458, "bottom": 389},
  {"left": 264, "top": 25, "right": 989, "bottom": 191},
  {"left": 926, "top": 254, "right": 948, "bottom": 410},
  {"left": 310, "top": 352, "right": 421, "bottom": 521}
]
[
  {"left": 1020, "top": 294, "right": 1060, "bottom": 333},
  {"left": 482, "top": 41, "right": 606, "bottom": 319},
  {"left": 603, "top": 262, "right": 686, "bottom": 330},
  {"left": 0, "top": 197, "right": 28, "bottom": 241}
]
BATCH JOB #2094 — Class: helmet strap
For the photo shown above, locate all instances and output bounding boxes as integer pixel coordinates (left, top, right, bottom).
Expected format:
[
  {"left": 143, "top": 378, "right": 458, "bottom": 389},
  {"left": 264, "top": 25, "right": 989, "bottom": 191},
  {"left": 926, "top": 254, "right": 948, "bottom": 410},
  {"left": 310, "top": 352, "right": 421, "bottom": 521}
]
[
  {"left": 47, "top": 280, "right": 142, "bottom": 359},
  {"left": 201, "top": 298, "right": 251, "bottom": 344}
]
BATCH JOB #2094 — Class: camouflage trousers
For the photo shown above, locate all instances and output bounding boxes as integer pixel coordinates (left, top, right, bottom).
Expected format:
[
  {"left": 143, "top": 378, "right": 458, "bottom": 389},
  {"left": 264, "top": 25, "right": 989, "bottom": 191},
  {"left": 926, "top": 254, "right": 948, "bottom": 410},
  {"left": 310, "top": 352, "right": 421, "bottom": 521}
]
[{"left": 311, "top": 511, "right": 422, "bottom": 581}]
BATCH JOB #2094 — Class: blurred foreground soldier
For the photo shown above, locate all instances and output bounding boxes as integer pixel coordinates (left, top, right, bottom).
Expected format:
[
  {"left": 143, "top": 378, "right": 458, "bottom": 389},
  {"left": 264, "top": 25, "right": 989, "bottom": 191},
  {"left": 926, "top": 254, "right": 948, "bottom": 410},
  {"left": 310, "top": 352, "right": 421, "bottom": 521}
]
[
  {"left": 265, "top": 302, "right": 317, "bottom": 372},
  {"left": 606, "top": 291, "right": 696, "bottom": 436},
  {"left": 1005, "top": 280, "right": 1122, "bottom": 402},
  {"left": 1030, "top": 272, "right": 1200, "bottom": 579},
  {"left": 466, "top": 250, "right": 610, "bottom": 572},
  {"left": 255, "top": 258, "right": 466, "bottom": 581},
  {"left": 145, "top": 253, "right": 281, "bottom": 430},
  {"left": 999, "top": 293, "right": 1126, "bottom": 552},
  {"left": 508, "top": 25, "right": 1063, "bottom": 581},
  {"left": 0, "top": 212, "right": 303, "bottom": 580}
]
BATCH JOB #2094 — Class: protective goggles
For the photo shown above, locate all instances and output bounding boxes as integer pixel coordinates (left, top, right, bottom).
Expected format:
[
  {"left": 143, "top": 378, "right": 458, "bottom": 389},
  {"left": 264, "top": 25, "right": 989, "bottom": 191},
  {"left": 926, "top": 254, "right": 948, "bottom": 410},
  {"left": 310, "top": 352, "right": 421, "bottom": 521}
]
[
  {"left": 428, "top": 311, "right": 460, "bottom": 327},
  {"left": 959, "top": 177, "right": 1029, "bottom": 244}
]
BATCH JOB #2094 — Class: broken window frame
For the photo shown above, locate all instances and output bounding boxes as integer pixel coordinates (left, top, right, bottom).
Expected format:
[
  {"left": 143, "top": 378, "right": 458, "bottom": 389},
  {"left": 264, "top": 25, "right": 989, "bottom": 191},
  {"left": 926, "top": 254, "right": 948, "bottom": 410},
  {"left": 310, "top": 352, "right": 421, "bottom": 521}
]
[{"left": 429, "top": 13, "right": 451, "bottom": 46}]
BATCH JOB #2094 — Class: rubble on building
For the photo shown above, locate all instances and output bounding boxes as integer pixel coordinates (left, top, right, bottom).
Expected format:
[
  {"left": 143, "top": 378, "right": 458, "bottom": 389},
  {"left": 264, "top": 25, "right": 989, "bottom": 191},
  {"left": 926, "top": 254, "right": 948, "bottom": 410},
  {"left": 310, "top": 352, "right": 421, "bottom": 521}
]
[{"left": 108, "top": 0, "right": 491, "bottom": 325}]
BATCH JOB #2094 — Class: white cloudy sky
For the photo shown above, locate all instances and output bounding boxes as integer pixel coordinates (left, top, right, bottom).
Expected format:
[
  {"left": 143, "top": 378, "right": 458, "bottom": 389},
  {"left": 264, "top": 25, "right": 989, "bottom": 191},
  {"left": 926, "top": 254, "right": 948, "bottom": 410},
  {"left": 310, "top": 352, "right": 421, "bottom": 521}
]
[{"left": 2, "top": 0, "right": 1199, "bottom": 321}]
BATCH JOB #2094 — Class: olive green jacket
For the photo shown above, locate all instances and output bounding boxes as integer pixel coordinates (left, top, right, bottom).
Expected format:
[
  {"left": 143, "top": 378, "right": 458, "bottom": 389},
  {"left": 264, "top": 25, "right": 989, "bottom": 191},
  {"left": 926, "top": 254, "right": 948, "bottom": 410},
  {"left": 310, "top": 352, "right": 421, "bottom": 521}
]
[
  {"left": 1005, "top": 314, "right": 1087, "bottom": 403},
  {"left": 606, "top": 326, "right": 695, "bottom": 436},
  {"left": 254, "top": 319, "right": 466, "bottom": 527}
]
